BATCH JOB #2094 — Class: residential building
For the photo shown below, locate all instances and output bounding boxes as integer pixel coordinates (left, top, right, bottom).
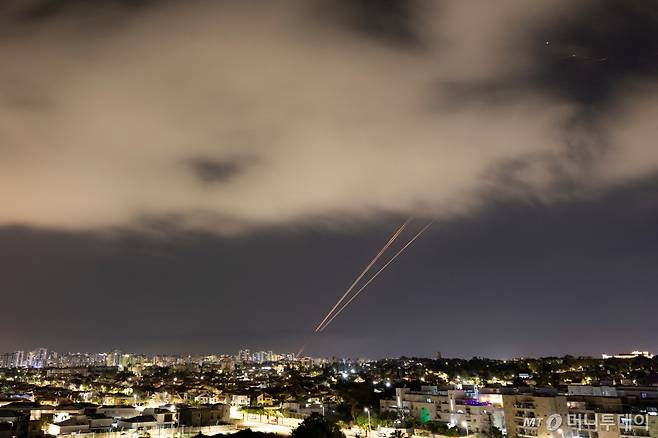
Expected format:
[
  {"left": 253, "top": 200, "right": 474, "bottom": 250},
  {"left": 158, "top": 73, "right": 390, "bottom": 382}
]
[
  {"left": 11, "top": 351, "right": 25, "bottom": 368},
  {"left": 502, "top": 394, "right": 572, "bottom": 438},
  {"left": 117, "top": 415, "right": 158, "bottom": 430},
  {"left": 602, "top": 352, "right": 654, "bottom": 360},
  {"left": 380, "top": 386, "right": 494, "bottom": 432},
  {"left": 231, "top": 395, "right": 250, "bottom": 407},
  {"left": 95, "top": 405, "right": 139, "bottom": 419},
  {"left": 178, "top": 405, "right": 230, "bottom": 426},
  {"left": 0, "top": 410, "right": 43, "bottom": 438},
  {"left": 256, "top": 393, "right": 275, "bottom": 407}
]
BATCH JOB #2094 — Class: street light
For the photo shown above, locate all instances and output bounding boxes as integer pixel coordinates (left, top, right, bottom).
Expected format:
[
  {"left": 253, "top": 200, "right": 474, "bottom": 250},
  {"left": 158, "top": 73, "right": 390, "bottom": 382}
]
[{"left": 364, "top": 408, "right": 371, "bottom": 437}]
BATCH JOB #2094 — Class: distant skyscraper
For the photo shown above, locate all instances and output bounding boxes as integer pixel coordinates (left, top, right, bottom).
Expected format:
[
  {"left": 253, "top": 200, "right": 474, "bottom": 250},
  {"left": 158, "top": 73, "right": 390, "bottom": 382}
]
[
  {"left": 11, "top": 350, "right": 25, "bottom": 368},
  {"left": 34, "top": 348, "right": 48, "bottom": 368},
  {"left": 0, "top": 352, "right": 11, "bottom": 368},
  {"left": 23, "top": 348, "right": 48, "bottom": 368},
  {"left": 237, "top": 349, "right": 251, "bottom": 362},
  {"left": 47, "top": 350, "right": 59, "bottom": 367},
  {"left": 106, "top": 350, "right": 122, "bottom": 367},
  {"left": 120, "top": 353, "right": 133, "bottom": 369},
  {"left": 26, "top": 350, "right": 37, "bottom": 368}
]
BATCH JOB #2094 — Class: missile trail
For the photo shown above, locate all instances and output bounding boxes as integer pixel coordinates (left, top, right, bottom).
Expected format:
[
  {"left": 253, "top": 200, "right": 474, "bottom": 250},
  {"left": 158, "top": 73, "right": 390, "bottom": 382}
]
[
  {"left": 317, "top": 221, "right": 434, "bottom": 332},
  {"left": 317, "top": 221, "right": 433, "bottom": 332},
  {"left": 313, "top": 219, "right": 410, "bottom": 332},
  {"left": 313, "top": 218, "right": 411, "bottom": 332}
]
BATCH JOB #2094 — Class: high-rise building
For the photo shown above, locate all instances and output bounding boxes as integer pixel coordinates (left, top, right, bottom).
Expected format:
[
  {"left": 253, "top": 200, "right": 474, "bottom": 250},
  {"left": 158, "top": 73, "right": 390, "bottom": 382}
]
[
  {"left": 34, "top": 348, "right": 48, "bottom": 368},
  {"left": 0, "top": 352, "right": 11, "bottom": 368},
  {"left": 22, "top": 348, "right": 49, "bottom": 368},
  {"left": 120, "top": 353, "right": 133, "bottom": 369},
  {"left": 106, "top": 350, "right": 122, "bottom": 367},
  {"left": 253, "top": 351, "right": 263, "bottom": 363},
  {"left": 47, "top": 350, "right": 59, "bottom": 367},
  {"left": 237, "top": 349, "right": 251, "bottom": 362},
  {"left": 11, "top": 350, "right": 25, "bottom": 368},
  {"left": 27, "top": 350, "right": 37, "bottom": 367}
]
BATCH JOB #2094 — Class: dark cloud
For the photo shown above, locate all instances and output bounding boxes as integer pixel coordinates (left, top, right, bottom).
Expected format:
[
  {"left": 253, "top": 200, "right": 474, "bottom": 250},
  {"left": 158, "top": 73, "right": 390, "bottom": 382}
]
[
  {"left": 437, "top": 1, "right": 658, "bottom": 109},
  {"left": 12, "top": 0, "right": 152, "bottom": 22},
  {"left": 187, "top": 157, "right": 249, "bottom": 184},
  {"left": 319, "top": 0, "right": 426, "bottom": 48},
  {"left": 530, "top": 0, "right": 658, "bottom": 106},
  {"left": 1, "top": 0, "right": 657, "bottom": 233}
]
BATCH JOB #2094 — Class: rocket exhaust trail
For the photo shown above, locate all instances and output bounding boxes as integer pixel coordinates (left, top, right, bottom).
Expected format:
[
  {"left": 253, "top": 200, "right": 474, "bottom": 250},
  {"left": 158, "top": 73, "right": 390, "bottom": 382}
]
[
  {"left": 317, "top": 221, "right": 434, "bottom": 332},
  {"left": 313, "top": 218, "right": 411, "bottom": 332},
  {"left": 318, "top": 221, "right": 433, "bottom": 331}
]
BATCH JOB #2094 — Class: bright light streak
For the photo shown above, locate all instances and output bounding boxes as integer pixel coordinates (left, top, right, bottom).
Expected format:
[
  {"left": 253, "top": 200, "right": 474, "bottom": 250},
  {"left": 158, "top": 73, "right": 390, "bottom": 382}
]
[
  {"left": 317, "top": 221, "right": 433, "bottom": 331},
  {"left": 313, "top": 218, "right": 411, "bottom": 332}
]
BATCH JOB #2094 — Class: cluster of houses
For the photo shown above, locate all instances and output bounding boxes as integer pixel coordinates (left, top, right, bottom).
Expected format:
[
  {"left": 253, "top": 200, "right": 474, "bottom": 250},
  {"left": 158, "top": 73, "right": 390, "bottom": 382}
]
[{"left": 0, "top": 400, "right": 231, "bottom": 438}]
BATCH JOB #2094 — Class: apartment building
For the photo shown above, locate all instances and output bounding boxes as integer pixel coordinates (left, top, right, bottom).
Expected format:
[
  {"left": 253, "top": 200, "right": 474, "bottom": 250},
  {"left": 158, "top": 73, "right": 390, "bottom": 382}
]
[
  {"left": 503, "top": 394, "right": 572, "bottom": 438},
  {"left": 380, "top": 386, "right": 495, "bottom": 432}
]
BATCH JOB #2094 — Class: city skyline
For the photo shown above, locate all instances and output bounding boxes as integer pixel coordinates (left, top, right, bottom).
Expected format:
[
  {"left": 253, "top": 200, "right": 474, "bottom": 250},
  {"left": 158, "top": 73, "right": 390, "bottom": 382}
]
[{"left": 2, "top": 347, "right": 656, "bottom": 366}]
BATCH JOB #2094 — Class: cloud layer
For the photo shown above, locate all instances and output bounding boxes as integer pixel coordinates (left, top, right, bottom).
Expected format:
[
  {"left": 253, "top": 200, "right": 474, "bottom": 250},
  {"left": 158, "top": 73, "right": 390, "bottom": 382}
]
[{"left": 1, "top": 0, "right": 657, "bottom": 233}]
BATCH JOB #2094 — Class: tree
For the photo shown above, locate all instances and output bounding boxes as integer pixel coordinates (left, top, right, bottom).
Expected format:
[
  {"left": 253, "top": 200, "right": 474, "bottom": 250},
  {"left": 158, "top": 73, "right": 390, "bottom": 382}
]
[
  {"left": 354, "top": 415, "right": 370, "bottom": 432},
  {"left": 240, "top": 406, "right": 268, "bottom": 423},
  {"left": 292, "top": 413, "right": 346, "bottom": 438}
]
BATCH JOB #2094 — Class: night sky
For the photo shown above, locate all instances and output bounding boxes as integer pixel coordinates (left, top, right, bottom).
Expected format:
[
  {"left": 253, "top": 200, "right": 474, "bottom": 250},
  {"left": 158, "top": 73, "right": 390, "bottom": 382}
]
[{"left": 1, "top": 0, "right": 658, "bottom": 359}]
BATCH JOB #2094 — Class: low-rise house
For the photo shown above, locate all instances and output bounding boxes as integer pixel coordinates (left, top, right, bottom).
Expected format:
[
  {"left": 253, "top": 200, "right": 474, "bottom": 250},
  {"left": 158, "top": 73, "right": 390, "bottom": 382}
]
[
  {"left": 96, "top": 405, "right": 139, "bottom": 419},
  {"left": 142, "top": 408, "right": 176, "bottom": 426},
  {"left": 47, "top": 413, "right": 114, "bottom": 436},
  {"left": 88, "top": 414, "right": 114, "bottom": 431},
  {"left": 0, "top": 410, "right": 43, "bottom": 438},
  {"left": 102, "top": 394, "right": 134, "bottom": 406},
  {"left": 117, "top": 414, "right": 158, "bottom": 430},
  {"left": 256, "top": 393, "right": 275, "bottom": 407},
  {"left": 178, "top": 404, "right": 230, "bottom": 426},
  {"left": 51, "top": 404, "right": 89, "bottom": 423},
  {"left": 192, "top": 392, "right": 222, "bottom": 405},
  {"left": 1, "top": 402, "right": 54, "bottom": 421},
  {"left": 116, "top": 409, "right": 176, "bottom": 431},
  {"left": 231, "top": 395, "right": 250, "bottom": 407},
  {"left": 47, "top": 416, "right": 90, "bottom": 435},
  {"left": 282, "top": 400, "right": 325, "bottom": 416}
]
